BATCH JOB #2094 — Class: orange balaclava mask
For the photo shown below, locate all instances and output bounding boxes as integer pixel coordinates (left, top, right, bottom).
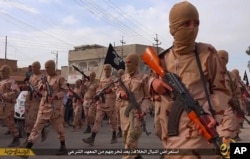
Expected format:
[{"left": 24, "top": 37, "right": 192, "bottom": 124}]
[
  {"left": 103, "top": 64, "right": 112, "bottom": 78},
  {"left": 75, "top": 79, "right": 82, "bottom": 88},
  {"left": 89, "top": 71, "right": 96, "bottom": 82},
  {"left": 32, "top": 61, "right": 41, "bottom": 75},
  {"left": 169, "top": 1, "right": 199, "bottom": 54},
  {"left": 125, "top": 53, "right": 139, "bottom": 75},
  {"left": 0, "top": 65, "right": 11, "bottom": 79},
  {"left": 117, "top": 69, "right": 125, "bottom": 78},
  {"left": 217, "top": 50, "right": 229, "bottom": 70},
  {"left": 45, "top": 60, "right": 56, "bottom": 76},
  {"left": 231, "top": 69, "right": 240, "bottom": 80}
]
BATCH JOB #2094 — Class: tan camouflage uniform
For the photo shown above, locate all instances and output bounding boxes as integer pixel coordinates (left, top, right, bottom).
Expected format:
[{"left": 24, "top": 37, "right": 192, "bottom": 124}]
[
  {"left": 72, "top": 79, "right": 83, "bottom": 131},
  {"left": 231, "top": 69, "right": 247, "bottom": 128},
  {"left": 115, "top": 69, "right": 125, "bottom": 137},
  {"left": 24, "top": 61, "right": 49, "bottom": 144},
  {"left": 82, "top": 72, "right": 98, "bottom": 133},
  {"left": 118, "top": 54, "right": 151, "bottom": 159},
  {"left": 82, "top": 64, "right": 118, "bottom": 146},
  {"left": 150, "top": 2, "right": 235, "bottom": 159},
  {"left": 26, "top": 60, "right": 67, "bottom": 155},
  {"left": 0, "top": 65, "right": 20, "bottom": 147}
]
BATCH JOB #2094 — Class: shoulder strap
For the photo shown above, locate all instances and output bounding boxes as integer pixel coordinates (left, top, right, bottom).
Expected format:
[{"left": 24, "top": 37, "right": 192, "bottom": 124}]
[
  {"left": 194, "top": 45, "right": 216, "bottom": 117},
  {"left": 159, "top": 46, "right": 172, "bottom": 70}
]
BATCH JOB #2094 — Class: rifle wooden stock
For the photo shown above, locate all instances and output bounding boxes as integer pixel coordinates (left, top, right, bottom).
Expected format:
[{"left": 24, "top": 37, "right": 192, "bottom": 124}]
[{"left": 142, "top": 46, "right": 229, "bottom": 158}]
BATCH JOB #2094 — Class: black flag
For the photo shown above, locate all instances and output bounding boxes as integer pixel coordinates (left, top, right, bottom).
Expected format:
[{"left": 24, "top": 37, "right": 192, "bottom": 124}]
[
  {"left": 243, "top": 70, "right": 249, "bottom": 86},
  {"left": 104, "top": 43, "right": 125, "bottom": 70}
]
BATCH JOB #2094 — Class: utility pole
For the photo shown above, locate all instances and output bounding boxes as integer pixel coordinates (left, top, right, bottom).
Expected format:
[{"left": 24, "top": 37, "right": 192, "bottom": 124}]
[
  {"left": 51, "top": 51, "right": 58, "bottom": 70},
  {"left": 120, "top": 36, "right": 126, "bottom": 59},
  {"left": 153, "top": 34, "right": 161, "bottom": 54},
  {"left": 5, "top": 36, "right": 7, "bottom": 63}
]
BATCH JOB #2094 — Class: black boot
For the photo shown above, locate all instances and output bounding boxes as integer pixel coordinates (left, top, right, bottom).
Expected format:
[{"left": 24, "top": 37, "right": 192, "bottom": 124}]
[
  {"left": 83, "top": 125, "right": 91, "bottom": 134},
  {"left": 56, "top": 141, "right": 67, "bottom": 155},
  {"left": 41, "top": 128, "right": 49, "bottom": 142},
  {"left": 8, "top": 137, "right": 20, "bottom": 147},
  {"left": 26, "top": 142, "right": 33, "bottom": 148},
  {"left": 240, "top": 122, "right": 244, "bottom": 129},
  {"left": 82, "top": 132, "right": 96, "bottom": 146},
  {"left": 135, "top": 154, "right": 143, "bottom": 159},
  {"left": 117, "top": 127, "right": 122, "bottom": 138},
  {"left": 22, "top": 133, "right": 30, "bottom": 146},
  {"left": 110, "top": 131, "right": 117, "bottom": 144}
]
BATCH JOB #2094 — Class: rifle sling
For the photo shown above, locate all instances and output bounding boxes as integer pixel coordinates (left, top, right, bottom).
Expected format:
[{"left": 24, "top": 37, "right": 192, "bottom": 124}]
[{"left": 194, "top": 45, "right": 216, "bottom": 118}]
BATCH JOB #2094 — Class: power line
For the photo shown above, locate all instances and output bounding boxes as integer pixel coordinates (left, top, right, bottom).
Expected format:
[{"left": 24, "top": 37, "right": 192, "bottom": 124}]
[{"left": 0, "top": 9, "right": 75, "bottom": 47}]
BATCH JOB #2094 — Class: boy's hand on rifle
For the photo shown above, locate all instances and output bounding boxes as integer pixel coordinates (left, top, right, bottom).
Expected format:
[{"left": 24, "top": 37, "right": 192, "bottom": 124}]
[
  {"left": 152, "top": 79, "right": 173, "bottom": 94},
  {"left": 105, "top": 88, "right": 112, "bottom": 94},
  {"left": 82, "top": 77, "right": 88, "bottom": 84},
  {"left": 48, "top": 95, "right": 58, "bottom": 103},
  {"left": 134, "top": 110, "right": 146, "bottom": 120},
  {"left": 195, "top": 114, "right": 216, "bottom": 135},
  {"left": 120, "top": 90, "right": 128, "bottom": 100}
]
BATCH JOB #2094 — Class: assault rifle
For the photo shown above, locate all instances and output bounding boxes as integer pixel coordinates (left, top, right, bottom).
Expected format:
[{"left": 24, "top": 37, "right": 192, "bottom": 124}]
[
  {"left": 142, "top": 46, "right": 230, "bottom": 159},
  {"left": 66, "top": 83, "right": 83, "bottom": 103},
  {"left": 118, "top": 78, "right": 151, "bottom": 136},
  {"left": 239, "top": 80, "right": 250, "bottom": 97},
  {"left": 227, "top": 76, "right": 250, "bottom": 125},
  {"left": 229, "top": 97, "right": 250, "bottom": 125},
  {"left": 94, "top": 79, "right": 119, "bottom": 103},
  {"left": 25, "top": 81, "right": 40, "bottom": 100},
  {"left": 41, "top": 75, "right": 53, "bottom": 103},
  {"left": 72, "top": 65, "right": 90, "bottom": 80}
]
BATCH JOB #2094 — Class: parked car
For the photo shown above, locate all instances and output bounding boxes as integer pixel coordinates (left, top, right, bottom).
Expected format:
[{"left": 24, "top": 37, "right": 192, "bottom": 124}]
[{"left": 14, "top": 91, "right": 28, "bottom": 137}]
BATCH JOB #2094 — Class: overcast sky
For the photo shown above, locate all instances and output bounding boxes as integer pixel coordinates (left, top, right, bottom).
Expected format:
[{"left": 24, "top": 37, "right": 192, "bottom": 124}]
[{"left": 1, "top": 0, "right": 250, "bottom": 79}]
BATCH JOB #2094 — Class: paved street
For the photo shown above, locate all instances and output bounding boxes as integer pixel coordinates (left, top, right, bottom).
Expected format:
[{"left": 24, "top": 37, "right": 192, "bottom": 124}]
[{"left": 1, "top": 115, "right": 250, "bottom": 159}]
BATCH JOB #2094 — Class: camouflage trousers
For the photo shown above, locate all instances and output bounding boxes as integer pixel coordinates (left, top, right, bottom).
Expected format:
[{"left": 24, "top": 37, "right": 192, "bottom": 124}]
[
  {"left": 0, "top": 102, "right": 19, "bottom": 137},
  {"left": 28, "top": 101, "right": 65, "bottom": 144},
  {"left": 72, "top": 102, "right": 82, "bottom": 127},
  {"left": 83, "top": 104, "right": 96, "bottom": 126},
  {"left": 92, "top": 107, "right": 117, "bottom": 133},
  {"left": 154, "top": 101, "right": 162, "bottom": 140},
  {"left": 120, "top": 107, "right": 142, "bottom": 159},
  {"left": 24, "top": 99, "right": 39, "bottom": 133}
]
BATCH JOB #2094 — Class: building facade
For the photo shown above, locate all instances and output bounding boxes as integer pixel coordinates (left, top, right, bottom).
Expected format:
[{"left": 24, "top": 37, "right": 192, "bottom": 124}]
[
  {"left": 0, "top": 59, "right": 17, "bottom": 72},
  {"left": 65, "top": 44, "right": 162, "bottom": 83}
]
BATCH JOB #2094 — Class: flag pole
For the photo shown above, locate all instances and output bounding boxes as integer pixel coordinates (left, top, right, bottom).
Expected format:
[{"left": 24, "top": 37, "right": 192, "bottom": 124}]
[{"left": 98, "top": 64, "right": 104, "bottom": 81}]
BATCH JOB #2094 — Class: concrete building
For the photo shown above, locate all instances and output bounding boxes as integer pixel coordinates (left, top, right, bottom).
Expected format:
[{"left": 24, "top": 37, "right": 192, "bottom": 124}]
[
  {"left": 0, "top": 58, "right": 17, "bottom": 72},
  {"left": 65, "top": 44, "right": 163, "bottom": 83}
]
